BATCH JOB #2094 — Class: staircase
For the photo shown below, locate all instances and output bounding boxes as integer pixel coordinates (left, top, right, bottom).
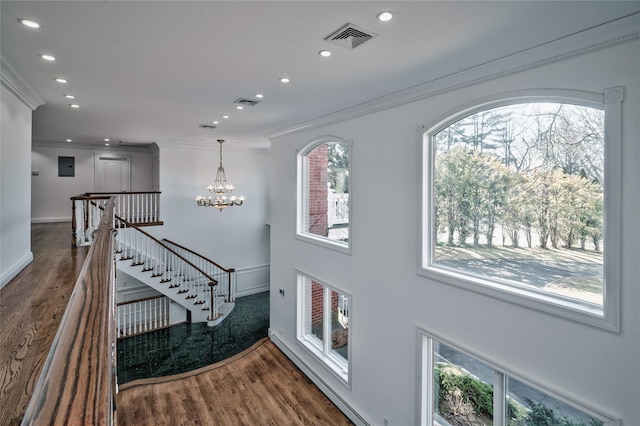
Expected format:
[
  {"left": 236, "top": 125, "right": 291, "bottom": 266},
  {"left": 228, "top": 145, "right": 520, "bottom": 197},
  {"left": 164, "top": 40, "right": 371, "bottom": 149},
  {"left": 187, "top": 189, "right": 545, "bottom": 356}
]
[{"left": 71, "top": 192, "right": 236, "bottom": 335}]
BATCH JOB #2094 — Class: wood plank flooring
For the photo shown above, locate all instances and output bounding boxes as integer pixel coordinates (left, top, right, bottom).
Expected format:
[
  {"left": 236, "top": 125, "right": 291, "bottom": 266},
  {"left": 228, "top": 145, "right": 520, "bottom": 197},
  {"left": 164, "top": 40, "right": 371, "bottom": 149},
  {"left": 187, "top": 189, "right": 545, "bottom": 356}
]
[
  {"left": 1, "top": 223, "right": 353, "bottom": 425},
  {"left": 0, "top": 223, "right": 88, "bottom": 426},
  {"left": 117, "top": 338, "right": 353, "bottom": 426}
]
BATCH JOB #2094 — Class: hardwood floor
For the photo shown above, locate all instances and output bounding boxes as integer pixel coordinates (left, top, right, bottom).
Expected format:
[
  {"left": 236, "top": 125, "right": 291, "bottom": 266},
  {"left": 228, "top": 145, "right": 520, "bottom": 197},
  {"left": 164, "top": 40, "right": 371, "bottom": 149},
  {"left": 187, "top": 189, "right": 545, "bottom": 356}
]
[
  {"left": 0, "top": 223, "right": 88, "bottom": 426},
  {"left": 117, "top": 338, "right": 353, "bottom": 425},
  {"left": 1, "top": 223, "right": 353, "bottom": 425}
]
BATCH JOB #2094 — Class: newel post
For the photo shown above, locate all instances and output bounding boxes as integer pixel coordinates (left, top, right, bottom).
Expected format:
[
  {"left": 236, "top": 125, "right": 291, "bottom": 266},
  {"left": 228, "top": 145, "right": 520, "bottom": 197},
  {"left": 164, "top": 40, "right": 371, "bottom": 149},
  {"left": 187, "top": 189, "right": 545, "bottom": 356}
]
[
  {"left": 228, "top": 269, "right": 235, "bottom": 303},
  {"left": 71, "top": 199, "right": 77, "bottom": 248},
  {"left": 208, "top": 282, "right": 216, "bottom": 321}
]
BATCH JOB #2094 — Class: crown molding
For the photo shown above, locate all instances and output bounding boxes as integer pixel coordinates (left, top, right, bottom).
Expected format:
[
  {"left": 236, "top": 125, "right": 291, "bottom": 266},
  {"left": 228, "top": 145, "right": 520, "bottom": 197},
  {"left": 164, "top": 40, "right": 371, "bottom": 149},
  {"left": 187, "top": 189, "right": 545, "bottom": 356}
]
[
  {"left": 32, "top": 139, "right": 154, "bottom": 153},
  {"left": 266, "top": 12, "right": 640, "bottom": 141},
  {"left": 1, "top": 55, "right": 44, "bottom": 110}
]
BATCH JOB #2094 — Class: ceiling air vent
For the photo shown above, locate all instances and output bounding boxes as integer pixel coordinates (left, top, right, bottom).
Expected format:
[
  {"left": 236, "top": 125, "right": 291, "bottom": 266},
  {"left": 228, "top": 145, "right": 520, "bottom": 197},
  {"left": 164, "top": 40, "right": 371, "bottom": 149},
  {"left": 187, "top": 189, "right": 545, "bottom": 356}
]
[
  {"left": 325, "top": 23, "right": 377, "bottom": 49},
  {"left": 199, "top": 124, "right": 217, "bottom": 129},
  {"left": 234, "top": 98, "right": 261, "bottom": 107}
]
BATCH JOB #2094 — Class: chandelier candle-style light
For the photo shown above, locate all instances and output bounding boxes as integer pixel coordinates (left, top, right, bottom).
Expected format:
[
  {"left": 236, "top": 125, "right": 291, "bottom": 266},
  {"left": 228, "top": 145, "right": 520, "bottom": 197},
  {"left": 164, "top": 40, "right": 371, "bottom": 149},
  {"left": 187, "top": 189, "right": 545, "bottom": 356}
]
[{"left": 195, "top": 139, "right": 245, "bottom": 212}]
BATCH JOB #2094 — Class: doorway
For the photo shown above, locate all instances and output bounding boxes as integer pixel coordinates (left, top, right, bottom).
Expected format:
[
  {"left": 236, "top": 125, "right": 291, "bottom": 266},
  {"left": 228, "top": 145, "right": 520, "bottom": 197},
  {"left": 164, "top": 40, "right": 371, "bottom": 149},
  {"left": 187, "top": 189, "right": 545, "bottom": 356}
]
[{"left": 95, "top": 155, "right": 131, "bottom": 192}]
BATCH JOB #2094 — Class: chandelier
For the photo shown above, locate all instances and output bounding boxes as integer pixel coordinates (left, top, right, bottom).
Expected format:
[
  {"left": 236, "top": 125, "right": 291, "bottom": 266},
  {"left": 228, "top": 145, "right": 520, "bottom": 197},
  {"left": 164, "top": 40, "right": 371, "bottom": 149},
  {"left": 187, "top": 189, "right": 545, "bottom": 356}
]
[{"left": 195, "top": 139, "right": 245, "bottom": 212}]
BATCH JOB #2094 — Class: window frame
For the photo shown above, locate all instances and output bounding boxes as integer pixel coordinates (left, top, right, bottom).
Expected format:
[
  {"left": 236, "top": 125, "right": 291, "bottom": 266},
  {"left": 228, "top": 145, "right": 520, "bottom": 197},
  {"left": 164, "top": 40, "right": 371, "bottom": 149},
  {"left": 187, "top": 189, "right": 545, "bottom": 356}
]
[
  {"left": 417, "top": 326, "right": 619, "bottom": 426},
  {"left": 419, "top": 88, "right": 622, "bottom": 332},
  {"left": 296, "top": 136, "right": 352, "bottom": 254},
  {"left": 296, "top": 270, "right": 352, "bottom": 387}
]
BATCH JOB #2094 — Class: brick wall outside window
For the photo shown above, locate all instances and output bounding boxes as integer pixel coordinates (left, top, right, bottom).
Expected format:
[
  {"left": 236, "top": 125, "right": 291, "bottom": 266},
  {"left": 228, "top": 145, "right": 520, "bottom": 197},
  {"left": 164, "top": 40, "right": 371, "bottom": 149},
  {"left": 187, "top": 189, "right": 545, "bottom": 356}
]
[
  {"left": 306, "top": 144, "right": 328, "bottom": 237},
  {"left": 311, "top": 281, "right": 339, "bottom": 326}
]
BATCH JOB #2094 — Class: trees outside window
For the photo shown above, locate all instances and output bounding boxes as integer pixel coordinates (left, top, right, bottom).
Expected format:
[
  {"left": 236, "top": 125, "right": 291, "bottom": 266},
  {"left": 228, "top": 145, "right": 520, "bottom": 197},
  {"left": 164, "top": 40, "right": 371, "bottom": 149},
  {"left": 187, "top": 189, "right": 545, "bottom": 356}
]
[
  {"left": 421, "top": 332, "right": 614, "bottom": 426},
  {"left": 425, "top": 101, "right": 609, "bottom": 312}
]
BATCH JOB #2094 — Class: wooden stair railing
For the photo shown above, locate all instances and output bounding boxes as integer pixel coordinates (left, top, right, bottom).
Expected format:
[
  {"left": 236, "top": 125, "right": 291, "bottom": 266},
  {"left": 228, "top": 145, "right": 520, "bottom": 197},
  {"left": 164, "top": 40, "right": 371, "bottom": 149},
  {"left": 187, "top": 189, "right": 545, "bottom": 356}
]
[
  {"left": 164, "top": 238, "right": 236, "bottom": 303},
  {"left": 71, "top": 191, "right": 162, "bottom": 248},
  {"left": 22, "top": 198, "right": 117, "bottom": 425},
  {"left": 113, "top": 213, "right": 222, "bottom": 321}
]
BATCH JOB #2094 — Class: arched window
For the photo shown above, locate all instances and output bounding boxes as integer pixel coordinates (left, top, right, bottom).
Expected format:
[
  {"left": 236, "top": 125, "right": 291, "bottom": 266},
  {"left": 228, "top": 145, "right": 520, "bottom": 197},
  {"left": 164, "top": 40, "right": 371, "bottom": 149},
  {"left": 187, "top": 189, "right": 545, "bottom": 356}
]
[
  {"left": 421, "top": 89, "right": 622, "bottom": 330},
  {"left": 297, "top": 137, "right": 351, "bottom": 252}
]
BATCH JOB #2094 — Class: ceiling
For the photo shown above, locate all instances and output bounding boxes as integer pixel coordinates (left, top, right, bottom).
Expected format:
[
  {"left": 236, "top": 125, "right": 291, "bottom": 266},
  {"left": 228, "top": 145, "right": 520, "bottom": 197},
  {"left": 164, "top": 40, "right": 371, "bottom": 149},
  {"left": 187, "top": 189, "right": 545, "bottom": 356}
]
[{"left": 2, "top": 1, "right": 639, "bottom": 150}]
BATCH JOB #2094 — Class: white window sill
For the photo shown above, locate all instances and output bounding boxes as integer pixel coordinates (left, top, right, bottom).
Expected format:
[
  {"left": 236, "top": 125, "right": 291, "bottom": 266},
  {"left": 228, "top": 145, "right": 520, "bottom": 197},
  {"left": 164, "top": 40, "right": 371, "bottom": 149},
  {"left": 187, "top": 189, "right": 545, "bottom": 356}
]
[
  {"left": 418, "top": 265, "right": 617, "bottom": 332},
  {"left": 297, "top": 336, "right": 350, "bottom": 386}
]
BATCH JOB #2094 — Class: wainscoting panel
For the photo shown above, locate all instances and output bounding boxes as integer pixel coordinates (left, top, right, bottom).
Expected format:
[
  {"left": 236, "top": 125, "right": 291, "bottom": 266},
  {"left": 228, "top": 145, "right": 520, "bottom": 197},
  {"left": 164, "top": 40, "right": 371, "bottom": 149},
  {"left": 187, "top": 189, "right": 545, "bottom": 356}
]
[{"left": 235, "top": 264, "right": 270, "bottom": 298}]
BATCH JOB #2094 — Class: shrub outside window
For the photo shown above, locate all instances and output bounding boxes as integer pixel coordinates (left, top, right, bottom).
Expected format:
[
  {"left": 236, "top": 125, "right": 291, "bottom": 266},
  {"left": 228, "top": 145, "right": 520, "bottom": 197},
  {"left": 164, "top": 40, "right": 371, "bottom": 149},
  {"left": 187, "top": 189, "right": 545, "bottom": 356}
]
[
  {"left": 297, "top": 272, "right": 350, "bottom": 385},
  {"left": 420, "top": 331, "right": 617, "bottom": 426},
  {"left": 297, "top": 138, "right": 351, "bottom": 252},
  {"left": 422, "top": 90, "right": 622, "bottom": 330}
]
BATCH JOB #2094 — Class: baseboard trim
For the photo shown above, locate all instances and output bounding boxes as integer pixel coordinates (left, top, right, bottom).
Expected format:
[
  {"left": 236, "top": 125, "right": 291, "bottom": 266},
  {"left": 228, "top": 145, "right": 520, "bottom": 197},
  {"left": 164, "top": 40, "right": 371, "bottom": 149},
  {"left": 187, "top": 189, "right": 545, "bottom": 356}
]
[
  {"left": 1, "top": 252, "right": 33, "bottom": 290},
  {"left": 269, "top": 331, "right": 370, "bottom": 426},
  {"left": 235, "top": 284, "right": 270, "bottom": 298}
]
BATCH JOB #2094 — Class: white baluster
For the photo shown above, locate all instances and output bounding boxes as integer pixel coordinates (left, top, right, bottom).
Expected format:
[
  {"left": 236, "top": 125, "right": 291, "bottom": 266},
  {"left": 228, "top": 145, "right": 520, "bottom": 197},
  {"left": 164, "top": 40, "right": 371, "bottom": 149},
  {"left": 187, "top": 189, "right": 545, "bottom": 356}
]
[
  {"left": 117, "top": 305, "right": 121, "bottom": 338},
  {"left": 163, "top": 297, "right": 166, "bottom": 327}
]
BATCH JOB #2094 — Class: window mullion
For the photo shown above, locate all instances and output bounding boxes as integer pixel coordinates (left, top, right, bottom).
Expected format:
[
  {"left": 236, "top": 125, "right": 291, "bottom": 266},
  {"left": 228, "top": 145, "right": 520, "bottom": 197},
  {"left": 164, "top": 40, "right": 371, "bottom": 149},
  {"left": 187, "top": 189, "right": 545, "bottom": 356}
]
[
  {"left": 422, "top": 336, "right": 434, "bottom": 426},
  {"left": 323, "top": 286, "right": 331, "bottom": 355},
  {"left": 494, "top": 370, "right": 506, "bottom": 426}
]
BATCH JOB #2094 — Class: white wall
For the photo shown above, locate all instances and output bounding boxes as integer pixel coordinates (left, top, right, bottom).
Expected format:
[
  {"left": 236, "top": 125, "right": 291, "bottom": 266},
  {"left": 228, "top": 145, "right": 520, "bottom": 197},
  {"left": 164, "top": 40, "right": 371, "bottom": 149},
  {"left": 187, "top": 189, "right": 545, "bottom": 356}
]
[
  {"left": 0, "top": 84, "right": 35, "bottom": 289},
  {"left": 152, "top": 145, "right": 270, "bottom": 293},
  {"left": 31, "top": 142, "right": 155, "bottom": 222},
  {"left": 269, "top": 38, "right": 640, "bottom": 425}
]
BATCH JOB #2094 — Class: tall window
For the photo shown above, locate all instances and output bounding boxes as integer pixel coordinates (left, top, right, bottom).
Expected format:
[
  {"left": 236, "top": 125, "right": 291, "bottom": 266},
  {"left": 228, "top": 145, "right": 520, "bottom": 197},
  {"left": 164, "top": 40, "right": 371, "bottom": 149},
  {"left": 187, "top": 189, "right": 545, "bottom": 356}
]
[
  {"left": 422, "top": 91, "right": 622, "bottom": 330},
  {"left": 420, "top": 331, "right": 616, "bottom": 426},
  {"left": 297, "top": 272, "right": 350, "bottom": 385},
  {"left": 298, "top": 138, "right": 351, "bottom": 252}
]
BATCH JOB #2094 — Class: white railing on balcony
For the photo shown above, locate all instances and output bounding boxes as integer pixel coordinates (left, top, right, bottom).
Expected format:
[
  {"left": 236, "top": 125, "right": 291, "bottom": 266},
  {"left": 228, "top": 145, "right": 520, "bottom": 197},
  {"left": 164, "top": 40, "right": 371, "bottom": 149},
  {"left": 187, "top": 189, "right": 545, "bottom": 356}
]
[
  {"left": 117, "top": 295, "right": 170, "bottom": 338},
  {"left": 71, "top": 192, "right": 161, "bottom": 247},
  {"left": 328, "top": 191, "right": 349, "bottom": 227}
]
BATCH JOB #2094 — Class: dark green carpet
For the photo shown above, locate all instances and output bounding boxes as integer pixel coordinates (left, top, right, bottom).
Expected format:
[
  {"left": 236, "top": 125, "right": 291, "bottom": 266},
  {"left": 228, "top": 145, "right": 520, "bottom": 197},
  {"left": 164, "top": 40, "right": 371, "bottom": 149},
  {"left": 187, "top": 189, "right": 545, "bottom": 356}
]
[{"left": 117, "top": 291, "right": 269, "bottom": 384}]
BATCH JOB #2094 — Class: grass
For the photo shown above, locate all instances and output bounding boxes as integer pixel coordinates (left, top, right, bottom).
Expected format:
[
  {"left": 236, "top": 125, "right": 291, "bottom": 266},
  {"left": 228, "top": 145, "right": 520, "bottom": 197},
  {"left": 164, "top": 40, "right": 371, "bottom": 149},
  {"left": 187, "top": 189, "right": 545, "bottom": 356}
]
[
  {"left": 434, "top": 244, "right": 604, "bottom": 304},
  {"left": 435, "top": 244, "right": 602, "bottom": 263}
]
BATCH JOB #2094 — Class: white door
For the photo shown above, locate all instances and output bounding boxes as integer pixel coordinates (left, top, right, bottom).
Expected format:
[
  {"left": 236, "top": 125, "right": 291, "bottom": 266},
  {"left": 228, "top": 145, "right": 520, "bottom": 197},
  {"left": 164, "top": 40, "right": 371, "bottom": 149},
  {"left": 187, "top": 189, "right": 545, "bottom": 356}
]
[{"left": 95, "top": 155, "right": 131, "bottom": 192}]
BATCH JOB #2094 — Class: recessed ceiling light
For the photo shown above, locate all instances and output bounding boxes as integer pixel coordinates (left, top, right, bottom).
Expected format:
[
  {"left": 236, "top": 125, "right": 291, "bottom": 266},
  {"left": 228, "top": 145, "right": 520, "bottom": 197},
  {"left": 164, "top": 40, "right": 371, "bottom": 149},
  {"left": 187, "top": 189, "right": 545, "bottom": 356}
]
[
  {"left": 256, "top": 93, "right": 264, "bottom": 98},
  {"left": 279, "top": 77, "right": 290, "bottom": 83},
  {"left": 213, "top": 121, "right": 219, "bottom": 125},
  {"left": 69, "top": 104, "right": 79, "bottom": 108},
  {"left": 19, "top": 19, "right": 40, "bottom": 29},
  {"left": 222, "top": 115, "right": 229, "bottom": 119},
  {"left": 40, "top": 54, "right": 56, "bottom": 61},
  {"left": 66, "top": 139, "right": 72, "bottom": 142},
  {"left": 236, "top": 105, "right": 244, "bottom": 110},
  {"left": 64, "top": 94, "right": 75, "bottom": 99},
  {"left": 55, "top": 78, "right": 68, "bottom": 84},
  {"left": 319, "top": 50, "right": 332, "bottom": 57},
  {"left": 104, "top": 138, "right": 110, "bottom": 142},
  {"left": 105, "top": 143, "right": 110, "bottom": 146},
  {"left": 377, "top": 11, "right": 393, "bottom": 22}
]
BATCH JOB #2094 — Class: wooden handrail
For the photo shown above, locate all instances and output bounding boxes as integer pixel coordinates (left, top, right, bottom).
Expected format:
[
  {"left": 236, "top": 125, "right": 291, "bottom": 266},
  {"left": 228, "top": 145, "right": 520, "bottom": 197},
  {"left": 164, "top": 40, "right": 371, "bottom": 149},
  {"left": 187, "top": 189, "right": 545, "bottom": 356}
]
[
  {"left": 117, "top": 294, "right": 166, "bottom": 306},
  {"left": 72, "top": 191, "right": 161, "bottom": 198},
  {"left": 22, "top": 198, "right": 117, "bottom": 425},
  {"left": 163, "top": 238, "right": 235, "bottom": 273},
  {"left": 113, "top": 212, "right": 218, "bottom": 287}
]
